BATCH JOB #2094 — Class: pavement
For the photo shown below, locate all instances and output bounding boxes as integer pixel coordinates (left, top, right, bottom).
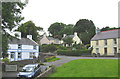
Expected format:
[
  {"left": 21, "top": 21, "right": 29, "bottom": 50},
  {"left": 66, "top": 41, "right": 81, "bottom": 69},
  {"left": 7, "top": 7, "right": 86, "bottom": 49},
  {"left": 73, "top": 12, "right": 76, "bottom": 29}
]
[{"left": 1, "top": 56, "right": 118, "bottom": 78}]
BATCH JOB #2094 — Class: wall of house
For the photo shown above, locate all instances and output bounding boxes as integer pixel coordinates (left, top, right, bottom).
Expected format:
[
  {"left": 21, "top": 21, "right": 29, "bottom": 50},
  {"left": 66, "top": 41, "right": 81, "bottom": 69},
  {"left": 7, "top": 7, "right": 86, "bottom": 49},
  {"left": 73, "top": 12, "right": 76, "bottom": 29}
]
[
  {"left": 8, "top": 44, "right": 39, "bottom": 61},
  {"left": 72, "top": 36, "right": 82, "bottom": 44},
  {"left": 40, "top": 36, "right": 50, "bottom": 45},
  {"left": 118, "top": 38, "right": 120, "bottom": 53},
  {"left": 91, "top": 38, "right": 119, "bottom": 55}
]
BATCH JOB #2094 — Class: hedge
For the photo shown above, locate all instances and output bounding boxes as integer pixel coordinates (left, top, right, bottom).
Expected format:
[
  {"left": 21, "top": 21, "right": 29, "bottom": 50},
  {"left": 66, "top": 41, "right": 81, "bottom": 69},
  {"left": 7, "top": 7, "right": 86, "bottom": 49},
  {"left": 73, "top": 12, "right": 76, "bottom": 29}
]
[{"left": 57, "top": 49, "right": 91, "bottom": 56}]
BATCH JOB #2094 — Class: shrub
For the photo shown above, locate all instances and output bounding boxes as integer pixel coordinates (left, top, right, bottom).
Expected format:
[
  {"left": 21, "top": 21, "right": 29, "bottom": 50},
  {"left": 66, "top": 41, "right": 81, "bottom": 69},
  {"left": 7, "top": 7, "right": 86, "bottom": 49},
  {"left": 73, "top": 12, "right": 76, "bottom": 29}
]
[
  {"left": 57, "top": 49, "right": 91, "bottom": 56},
  {"left": 45, "top": 56, "right": 60, "bottom": 62},
  {"left": 2, "top": 57, "right": 9, "bottom": 64},
  {"left": 40, "top": 44, "right": 57, "bottom": 53},
  {"left": 45, "top": 56, "right": 55, "bottom": 62}
]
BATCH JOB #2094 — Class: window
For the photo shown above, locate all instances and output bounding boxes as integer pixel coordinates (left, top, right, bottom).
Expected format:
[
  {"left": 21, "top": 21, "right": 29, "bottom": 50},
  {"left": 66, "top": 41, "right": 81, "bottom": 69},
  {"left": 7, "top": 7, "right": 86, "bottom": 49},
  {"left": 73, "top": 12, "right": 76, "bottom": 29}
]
[
  {"left": 96, "top": 40, "right": 99, "bottom": 46},
  {"left": 33, "top": 45, "right": 37, "bottom": 49},
  {"left": 18, "top": 44, "right": 22, "bottom": 49},
  {"left": 113, "top": 47, "right": 117, "bottom": 54},
  {"left": 11, "top": 52, "right": 15, "bottom": 58},
  {"left": 104, "top": 39, "right": 107, "bottom": 45},
  {"left": 96, "top": 48, "right": 99, "bottom": 53},
  {"left": 113, "top": 39, "right": 117, "bottom": 45},
  {"left": 29, "top": 52, "right": 33, "bottom": 58},
  {"left": 18, "top": 52, "right": 22, "bottom": 58},
  {"left": 29, "top": 52, "right": 35, "bottom": 58}
]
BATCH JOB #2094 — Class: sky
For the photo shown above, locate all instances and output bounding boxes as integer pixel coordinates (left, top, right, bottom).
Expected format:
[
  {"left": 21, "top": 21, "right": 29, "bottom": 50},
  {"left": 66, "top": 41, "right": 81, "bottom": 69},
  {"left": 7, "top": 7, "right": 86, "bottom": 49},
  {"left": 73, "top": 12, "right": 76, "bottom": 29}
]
[{"left": 21, "top": 0, "right": 119, "bottom": 34}]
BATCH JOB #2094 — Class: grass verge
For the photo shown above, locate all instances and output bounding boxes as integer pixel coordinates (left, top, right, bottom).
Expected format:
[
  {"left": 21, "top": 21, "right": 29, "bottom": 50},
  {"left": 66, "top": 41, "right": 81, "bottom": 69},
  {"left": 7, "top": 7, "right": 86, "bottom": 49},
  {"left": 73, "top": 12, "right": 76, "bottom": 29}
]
[
  {"left": 45, "top": 56, "right": 60, "bottom": 62},
  {"left": 49, "top": 59, "right": 118, "bottom": 77}
]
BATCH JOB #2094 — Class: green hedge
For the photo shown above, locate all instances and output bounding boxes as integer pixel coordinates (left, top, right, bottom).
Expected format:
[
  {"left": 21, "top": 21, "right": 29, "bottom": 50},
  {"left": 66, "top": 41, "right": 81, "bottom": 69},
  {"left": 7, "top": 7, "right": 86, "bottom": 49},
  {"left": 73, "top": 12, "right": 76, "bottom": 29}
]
[
  {"left": 45, "top": 56, "right": 60, "bottom": 62},
  {"left": 57, "top": 49, "right": 91, "bottom": 56}
]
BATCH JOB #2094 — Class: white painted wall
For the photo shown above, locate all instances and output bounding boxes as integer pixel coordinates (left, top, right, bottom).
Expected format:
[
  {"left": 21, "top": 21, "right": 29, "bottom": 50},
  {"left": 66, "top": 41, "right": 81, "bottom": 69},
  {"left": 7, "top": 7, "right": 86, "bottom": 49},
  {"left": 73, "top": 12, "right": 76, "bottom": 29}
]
[{"left": 8, "top": 44, "right": 39, "bottom": 61}]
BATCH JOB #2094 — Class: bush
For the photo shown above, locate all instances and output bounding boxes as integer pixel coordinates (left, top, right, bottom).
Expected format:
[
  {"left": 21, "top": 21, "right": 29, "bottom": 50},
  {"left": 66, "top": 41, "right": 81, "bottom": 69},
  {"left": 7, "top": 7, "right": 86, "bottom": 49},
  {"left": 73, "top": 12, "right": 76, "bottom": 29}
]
[
  {"left": 2, "top": 57, "right": 9, "bottom": 64},
  {"left": 40, "top": 44, "right": 57, "bottom": 53},
  {"left": 57, "top": 49, "right": 91, "bottom": 56},
  {"left": 45, "top": 56, "right": 60, "bottom": 62}
]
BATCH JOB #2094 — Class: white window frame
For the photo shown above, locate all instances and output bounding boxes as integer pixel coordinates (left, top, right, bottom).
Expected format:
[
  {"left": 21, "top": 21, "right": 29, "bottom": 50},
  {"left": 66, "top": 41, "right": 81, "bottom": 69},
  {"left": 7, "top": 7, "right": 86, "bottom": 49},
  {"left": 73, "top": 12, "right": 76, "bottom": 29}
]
[
  {"left": 33, "top": 45, "right": 37, "bottom": 49},
  {"left": 18, "top": 44, "right": 22, "bottom": 49},
  {"left": 29, "top": 52, "right": 36, "bottom": 58},
  {"left": 11, "top": 52, "right": 15, "bottom": 59},
  {"left": 18, "top": 52, "right": 22, "bottom": 58}
]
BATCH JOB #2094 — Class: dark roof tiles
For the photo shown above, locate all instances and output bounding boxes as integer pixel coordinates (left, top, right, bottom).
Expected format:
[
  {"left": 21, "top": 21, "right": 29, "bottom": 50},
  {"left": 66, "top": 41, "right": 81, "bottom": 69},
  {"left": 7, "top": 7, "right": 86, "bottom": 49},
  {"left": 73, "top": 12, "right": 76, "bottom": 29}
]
[
  {"left": 91, "top": 29, "right": 120, "bottom": 41},
  {"left": 9, "top": 38, "right": 38, "bottom": 45}
]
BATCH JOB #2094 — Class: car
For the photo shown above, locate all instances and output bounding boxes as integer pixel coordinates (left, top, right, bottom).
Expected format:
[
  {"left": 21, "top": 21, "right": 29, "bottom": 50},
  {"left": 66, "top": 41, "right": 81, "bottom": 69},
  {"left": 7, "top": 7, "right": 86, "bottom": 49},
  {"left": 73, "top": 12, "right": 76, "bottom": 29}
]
[{"left": 17, "top": 64, "right": 41, "bottom": 79}]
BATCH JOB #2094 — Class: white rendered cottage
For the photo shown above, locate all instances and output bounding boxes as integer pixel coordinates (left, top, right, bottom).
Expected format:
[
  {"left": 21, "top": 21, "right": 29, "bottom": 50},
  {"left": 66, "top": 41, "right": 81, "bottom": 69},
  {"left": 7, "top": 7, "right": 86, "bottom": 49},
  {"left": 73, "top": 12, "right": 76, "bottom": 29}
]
[
  {"left": 8, "top": 33, "right": 39, "bottom": 61},
  {"left": 61, "top": 32, "right": 82, "bottom": 46}
]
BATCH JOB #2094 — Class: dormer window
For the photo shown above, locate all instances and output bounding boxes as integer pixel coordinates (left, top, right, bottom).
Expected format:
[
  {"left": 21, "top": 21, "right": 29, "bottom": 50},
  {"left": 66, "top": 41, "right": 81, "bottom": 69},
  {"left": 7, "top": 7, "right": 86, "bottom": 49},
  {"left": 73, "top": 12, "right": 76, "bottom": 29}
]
[{"left": 18, "top": 44, "right": 22, "bottom": 49}]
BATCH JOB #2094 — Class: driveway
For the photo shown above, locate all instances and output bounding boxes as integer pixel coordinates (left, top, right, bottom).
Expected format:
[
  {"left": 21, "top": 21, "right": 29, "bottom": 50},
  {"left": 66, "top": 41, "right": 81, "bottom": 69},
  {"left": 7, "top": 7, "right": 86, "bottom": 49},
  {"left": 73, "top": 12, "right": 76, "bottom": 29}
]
[{"left": 44, "top": 56, "right": 118, "bottom": 67}]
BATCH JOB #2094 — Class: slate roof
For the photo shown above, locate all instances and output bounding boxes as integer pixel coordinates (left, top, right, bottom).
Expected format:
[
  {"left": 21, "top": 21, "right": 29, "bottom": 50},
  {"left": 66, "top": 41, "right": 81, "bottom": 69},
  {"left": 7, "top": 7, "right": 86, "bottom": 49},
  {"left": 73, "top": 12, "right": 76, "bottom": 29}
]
[
  {"left": 91, "top": 29, "right": 120, "bottom": 41},
  {"left": 62, "top": 35, "right": 74, "bottom": 39},
  {"left": 9, "top": 38, "right": 38, "bottom": 45},
  {"left": 48, "top": 37, "right": 60, "bottom": 42}
]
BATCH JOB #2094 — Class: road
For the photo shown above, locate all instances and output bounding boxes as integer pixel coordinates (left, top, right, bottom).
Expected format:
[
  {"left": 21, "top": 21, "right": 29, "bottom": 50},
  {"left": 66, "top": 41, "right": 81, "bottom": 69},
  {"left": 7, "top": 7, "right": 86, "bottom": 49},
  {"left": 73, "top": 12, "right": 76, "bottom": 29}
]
[
  {"left": 44, "top": 56, "right": 118, "bottom": 67},
  {"left": 2, "top": 56, "right": 118, "bottom": 78}
]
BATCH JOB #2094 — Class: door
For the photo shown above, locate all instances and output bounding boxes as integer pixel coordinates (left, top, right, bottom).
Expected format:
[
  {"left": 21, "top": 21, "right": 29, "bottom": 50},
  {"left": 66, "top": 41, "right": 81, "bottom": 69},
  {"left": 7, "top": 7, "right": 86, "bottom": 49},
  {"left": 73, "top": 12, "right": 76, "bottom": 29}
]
[{"left": 104, "top": 48, "right": 107, "bottom": 55}]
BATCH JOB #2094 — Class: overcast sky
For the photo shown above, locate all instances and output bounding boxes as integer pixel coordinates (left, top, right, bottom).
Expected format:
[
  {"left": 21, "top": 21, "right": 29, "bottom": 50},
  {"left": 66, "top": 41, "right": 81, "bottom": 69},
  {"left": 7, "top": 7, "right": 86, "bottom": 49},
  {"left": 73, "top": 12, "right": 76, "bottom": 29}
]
[{"left": 22, "top": 0, "right": 119, "bottom": 33}]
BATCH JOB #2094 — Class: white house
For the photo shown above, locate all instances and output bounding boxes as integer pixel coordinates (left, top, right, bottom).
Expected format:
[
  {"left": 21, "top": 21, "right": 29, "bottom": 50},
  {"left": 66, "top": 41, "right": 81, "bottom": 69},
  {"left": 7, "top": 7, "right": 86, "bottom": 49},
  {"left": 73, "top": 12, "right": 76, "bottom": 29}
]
[
  {"left": 61, "top": 32, "right": 82, "bottom": 46},
  {"left": 39, "top": 33, "right": 61, "bottom": 45},
  {"left": 8, "top": 33, "right": 39, "bottom": 61}
]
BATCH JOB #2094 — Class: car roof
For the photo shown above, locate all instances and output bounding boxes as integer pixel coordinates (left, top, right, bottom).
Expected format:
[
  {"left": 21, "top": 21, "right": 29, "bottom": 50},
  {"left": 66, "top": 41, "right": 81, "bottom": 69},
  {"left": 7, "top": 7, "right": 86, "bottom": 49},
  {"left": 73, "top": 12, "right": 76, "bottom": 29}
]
[{"left": 24, "top": 64, "right": 39, "bottom": 68}]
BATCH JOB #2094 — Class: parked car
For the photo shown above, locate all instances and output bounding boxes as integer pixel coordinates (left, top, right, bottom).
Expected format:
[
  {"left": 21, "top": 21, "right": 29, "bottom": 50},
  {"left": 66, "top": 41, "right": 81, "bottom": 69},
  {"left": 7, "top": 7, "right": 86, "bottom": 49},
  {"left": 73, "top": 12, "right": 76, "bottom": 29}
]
[{"left": 17, "top": 64, "right": 41, "bottom": 79}]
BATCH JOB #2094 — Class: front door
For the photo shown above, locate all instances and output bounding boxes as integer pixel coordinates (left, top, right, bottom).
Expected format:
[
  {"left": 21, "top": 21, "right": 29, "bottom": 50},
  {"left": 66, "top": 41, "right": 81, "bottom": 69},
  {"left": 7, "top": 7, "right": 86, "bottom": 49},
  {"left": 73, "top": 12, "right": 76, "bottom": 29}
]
[{"left": 104, "top": 48, "right": 107, "bottom": 55}]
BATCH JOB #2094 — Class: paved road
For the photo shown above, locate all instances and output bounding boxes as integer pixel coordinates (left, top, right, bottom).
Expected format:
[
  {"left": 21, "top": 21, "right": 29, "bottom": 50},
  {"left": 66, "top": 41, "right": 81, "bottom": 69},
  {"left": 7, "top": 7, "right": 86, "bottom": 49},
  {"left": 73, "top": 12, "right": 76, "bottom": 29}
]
[
  {"left": 2, "top": 56, "right": 118, "bottom": 78},
  {"left": 44, "top": 56, "right": 118, "bottom": 67}
]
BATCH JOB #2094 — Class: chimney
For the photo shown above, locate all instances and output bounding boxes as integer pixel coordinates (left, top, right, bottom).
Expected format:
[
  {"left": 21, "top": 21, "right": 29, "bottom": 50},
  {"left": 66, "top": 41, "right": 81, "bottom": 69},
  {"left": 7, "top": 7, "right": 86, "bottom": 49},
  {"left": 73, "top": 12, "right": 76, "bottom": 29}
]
[
  {"left": 63, "top": 34, "right": 66, "bottom": 37},
  {"left": 96, "top": 27, "right": 101, "bottom": 34},
  {"left": 27, "top": 35, "right": 32, "bottom": 40},
  {"left": 74, "top": 32, "right": 77, "bottom": 36},
  {"left": 14, "top": 31, "right": 21, "bottom": 39}
]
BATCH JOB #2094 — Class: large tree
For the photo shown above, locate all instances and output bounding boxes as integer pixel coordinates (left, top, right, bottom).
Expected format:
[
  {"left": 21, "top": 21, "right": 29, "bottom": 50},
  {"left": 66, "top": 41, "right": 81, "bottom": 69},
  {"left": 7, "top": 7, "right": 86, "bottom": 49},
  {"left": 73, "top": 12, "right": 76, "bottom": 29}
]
[
  {"left": 48, "top": 22, "right": 74, "bottom": 39},
  {"left": 1, "top": 2, "right": 26, "bottom": 58},
  {"left": 48, "top": 22, "right": 66, "bottom": 39},
  {"left": 17, "top": 21, "right": 43, "bottom": 41},
  {"left": 60, "top": 24, "right": 74, "bottom": 36},
  {"left": 74, "top": 19, "right": 96, "bottom": 45}
]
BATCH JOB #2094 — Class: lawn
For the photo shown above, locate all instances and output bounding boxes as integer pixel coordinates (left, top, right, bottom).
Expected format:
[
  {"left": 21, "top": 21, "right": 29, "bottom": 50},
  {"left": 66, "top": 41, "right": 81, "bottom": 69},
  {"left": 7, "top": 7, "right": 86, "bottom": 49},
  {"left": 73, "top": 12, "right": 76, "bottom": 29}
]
[{"left": 49, "top": 59, "right": 118, "bottom": 77}]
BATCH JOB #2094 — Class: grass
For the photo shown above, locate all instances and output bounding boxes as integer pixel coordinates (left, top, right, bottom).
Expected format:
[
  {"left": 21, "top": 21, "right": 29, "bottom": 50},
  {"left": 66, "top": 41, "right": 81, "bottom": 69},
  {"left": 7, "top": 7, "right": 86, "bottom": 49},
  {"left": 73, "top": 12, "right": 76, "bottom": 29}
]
[
  {"left": 45, "top": 56, "right": 60, "bottom": 62},
  {"left": 49, "top": 59, "right": 118, "bottom": 77}
]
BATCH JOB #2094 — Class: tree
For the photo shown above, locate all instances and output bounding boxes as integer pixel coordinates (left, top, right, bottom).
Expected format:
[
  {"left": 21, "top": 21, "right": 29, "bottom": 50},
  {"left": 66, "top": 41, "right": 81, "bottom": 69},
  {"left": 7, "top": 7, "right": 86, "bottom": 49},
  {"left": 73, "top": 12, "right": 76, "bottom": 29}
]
[
  {"left": 74, "top": 19, "right": 96, "bottom": 45},
  {"left": 48, "top": 22, "right": 65, "bottom": 39},
  {"left": 17, "top": 21, "right": 43, "bottom": 41},
  {"left": 101, "top": 26, "right": 120, "bottom": 31},
  {"left": 2, "top": 2, "right": 26, "bottom": 58},
  {"left": 60, "top": 24, "right": 74, "bottom": 36},
  {"left": 63, "top": 37, "right": 73, "bottom": 47}
]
